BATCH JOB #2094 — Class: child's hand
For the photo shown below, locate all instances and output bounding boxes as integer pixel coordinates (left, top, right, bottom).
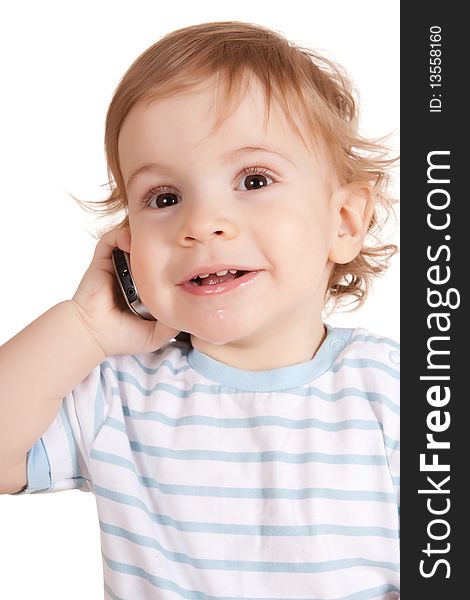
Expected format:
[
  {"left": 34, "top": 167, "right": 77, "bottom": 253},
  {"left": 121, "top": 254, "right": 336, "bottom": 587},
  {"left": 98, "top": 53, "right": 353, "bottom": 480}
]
[{"left": 72, "top": 227, "right": 180, "bottom": 357}]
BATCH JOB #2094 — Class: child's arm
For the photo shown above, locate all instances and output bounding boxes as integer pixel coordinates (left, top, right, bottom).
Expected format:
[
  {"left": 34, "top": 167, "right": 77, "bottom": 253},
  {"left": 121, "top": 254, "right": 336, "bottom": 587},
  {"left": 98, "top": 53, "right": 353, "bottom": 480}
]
[
  {"left": 0, "top": 227, "right": 179, "bottom": 494},
  {"left": 0, "top": 301, "right": 105, "bottom": 493}
]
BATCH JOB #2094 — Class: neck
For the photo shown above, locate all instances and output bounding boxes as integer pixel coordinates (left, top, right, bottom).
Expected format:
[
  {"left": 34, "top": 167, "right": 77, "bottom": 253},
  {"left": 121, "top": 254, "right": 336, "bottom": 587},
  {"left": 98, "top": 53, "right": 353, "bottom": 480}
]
[{"left": 190, "top": 312, "right": 326, "bottom": 371}]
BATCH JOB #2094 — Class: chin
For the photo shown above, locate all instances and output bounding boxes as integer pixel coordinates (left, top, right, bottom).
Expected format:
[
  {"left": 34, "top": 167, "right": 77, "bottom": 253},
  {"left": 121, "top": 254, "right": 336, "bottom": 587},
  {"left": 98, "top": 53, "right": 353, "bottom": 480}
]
[
  {"left": 188, "top": 326, "right": 245, "bottom": 346},
  {"left": 185, "top": 316, "right": 257, "bottom": 347}
]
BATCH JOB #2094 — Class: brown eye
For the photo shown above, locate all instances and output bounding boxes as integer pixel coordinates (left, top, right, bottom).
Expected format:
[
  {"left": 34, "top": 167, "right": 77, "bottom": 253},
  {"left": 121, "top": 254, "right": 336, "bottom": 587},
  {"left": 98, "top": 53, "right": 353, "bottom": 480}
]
[
  {"left": 236, "top": 168, "right": 274, "bottom": 192},
  {"left": 244, "top": 174, "right": 269, "bottom": 189},
  {"left": 143, "top": 186, "right": 181, "bottom": 209},
  {"left": 154, "top": 192, "right": 179, "bottom": 208}
]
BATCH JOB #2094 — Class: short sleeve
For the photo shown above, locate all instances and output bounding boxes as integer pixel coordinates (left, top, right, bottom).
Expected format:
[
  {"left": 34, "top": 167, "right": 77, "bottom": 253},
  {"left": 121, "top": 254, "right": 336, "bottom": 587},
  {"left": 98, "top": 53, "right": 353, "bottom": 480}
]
[{"left": 13, "top": 362, "right": 108, "bottom": 495}]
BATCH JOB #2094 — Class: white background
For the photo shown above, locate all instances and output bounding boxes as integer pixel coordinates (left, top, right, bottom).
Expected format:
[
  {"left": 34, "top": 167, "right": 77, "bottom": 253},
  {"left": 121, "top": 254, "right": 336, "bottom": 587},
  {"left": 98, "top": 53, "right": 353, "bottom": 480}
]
[{"left": 0, "top": 1, "right": 399, "bottom": 598}]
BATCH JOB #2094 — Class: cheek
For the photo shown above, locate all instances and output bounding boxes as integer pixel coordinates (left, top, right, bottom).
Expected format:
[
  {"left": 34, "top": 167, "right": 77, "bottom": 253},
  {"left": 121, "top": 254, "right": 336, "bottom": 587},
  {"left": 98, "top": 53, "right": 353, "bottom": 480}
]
[
  {"left": 260, "top": 200, "right": 332, "bottom": 256},
  {"left": 258, "top": 199, "right": 334, "bottom": 292},
  {"left": 128, "top": 238, "right": 169, "bottom": 298},
  {"left": 129, "top": 237, "right": 152, "bottom": 276},
  {"left": 129, "top": 218, "right": 170, "bottom": 269}
]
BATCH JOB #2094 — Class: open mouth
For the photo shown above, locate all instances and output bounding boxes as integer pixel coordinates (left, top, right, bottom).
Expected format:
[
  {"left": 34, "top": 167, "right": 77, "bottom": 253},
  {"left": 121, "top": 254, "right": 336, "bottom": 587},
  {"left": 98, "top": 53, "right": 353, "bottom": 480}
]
[{"left": 189, "top": 270, "right": 250, "bottom": 286}]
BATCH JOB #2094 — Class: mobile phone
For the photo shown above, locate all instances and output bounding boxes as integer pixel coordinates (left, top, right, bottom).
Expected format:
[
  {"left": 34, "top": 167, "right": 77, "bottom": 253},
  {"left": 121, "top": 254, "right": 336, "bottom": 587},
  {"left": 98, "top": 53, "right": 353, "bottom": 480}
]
[{"left": 112, "top": 248, "right": 156, "bottom": 321}]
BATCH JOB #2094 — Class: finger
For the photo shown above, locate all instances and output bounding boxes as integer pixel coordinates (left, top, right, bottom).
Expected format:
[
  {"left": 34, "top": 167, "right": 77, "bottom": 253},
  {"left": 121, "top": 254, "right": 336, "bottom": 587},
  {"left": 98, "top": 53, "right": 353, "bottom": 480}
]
[{"left": 93, "top": 227, "right": 131, "bottom": 263}]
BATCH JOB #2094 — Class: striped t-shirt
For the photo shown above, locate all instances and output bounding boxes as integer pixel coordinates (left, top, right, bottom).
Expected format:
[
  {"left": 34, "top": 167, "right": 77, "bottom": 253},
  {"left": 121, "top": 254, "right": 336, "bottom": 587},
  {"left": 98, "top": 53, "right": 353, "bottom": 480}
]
[{"left": 20, "top": 325, "right": 400, "bottom": 599}]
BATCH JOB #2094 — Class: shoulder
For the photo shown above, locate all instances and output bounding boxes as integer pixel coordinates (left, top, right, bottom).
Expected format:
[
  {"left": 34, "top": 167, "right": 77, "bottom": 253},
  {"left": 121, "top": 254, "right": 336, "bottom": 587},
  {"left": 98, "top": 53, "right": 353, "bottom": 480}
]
[
  {"left": 70, "top": 338, "right": 191, "bottom": 414},
  {"left": 327, "top": 325, "right": 399, "bottom": 400},
  {"left": 345, "top": 327, "right": 400, "bottom": 368},
  {"left": 65, "top": 339, "right": 192, "bottom": 439},
  {"left": 335, "top": 326, "right": 400, "bottom": 417},
  {"left": 104, "top": 337, "right": 191, "bottom": 377},
  {"left": 341, "top": 327, "right": 400, "bottom": 385}
]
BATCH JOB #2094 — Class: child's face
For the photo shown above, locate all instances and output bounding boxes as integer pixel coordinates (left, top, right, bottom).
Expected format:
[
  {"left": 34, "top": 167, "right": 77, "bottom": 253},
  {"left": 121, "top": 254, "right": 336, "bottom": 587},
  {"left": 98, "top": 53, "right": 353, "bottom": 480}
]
[{"left": 119, "top": 77, "right": 344, "bottom": 349}]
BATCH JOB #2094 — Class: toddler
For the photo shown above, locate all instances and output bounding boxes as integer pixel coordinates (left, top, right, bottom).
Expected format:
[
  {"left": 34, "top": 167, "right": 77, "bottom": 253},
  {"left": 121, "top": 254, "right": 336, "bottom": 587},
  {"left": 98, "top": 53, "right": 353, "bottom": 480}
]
[{"left": 0, "top": 21, "right": 399, "bottom": 600}]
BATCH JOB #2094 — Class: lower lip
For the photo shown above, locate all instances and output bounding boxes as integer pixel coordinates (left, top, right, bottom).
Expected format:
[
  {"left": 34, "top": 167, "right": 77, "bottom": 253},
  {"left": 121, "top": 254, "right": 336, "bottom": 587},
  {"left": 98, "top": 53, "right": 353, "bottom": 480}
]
[{"left": 178, "top": 271, "right": 262, "bottom": 296}]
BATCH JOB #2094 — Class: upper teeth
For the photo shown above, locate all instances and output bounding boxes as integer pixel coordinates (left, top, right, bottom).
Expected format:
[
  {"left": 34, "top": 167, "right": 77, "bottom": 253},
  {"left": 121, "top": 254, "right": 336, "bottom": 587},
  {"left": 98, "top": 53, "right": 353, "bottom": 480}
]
[{"left": 197, "top": 269, "right": 238, "bottom": 279}]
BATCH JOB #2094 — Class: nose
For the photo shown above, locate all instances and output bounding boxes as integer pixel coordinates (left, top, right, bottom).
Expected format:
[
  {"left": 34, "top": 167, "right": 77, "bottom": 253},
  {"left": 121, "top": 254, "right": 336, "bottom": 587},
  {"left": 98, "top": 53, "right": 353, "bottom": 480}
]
[{"left": 176, "top": 199, "right": 239, "bottom": 247}]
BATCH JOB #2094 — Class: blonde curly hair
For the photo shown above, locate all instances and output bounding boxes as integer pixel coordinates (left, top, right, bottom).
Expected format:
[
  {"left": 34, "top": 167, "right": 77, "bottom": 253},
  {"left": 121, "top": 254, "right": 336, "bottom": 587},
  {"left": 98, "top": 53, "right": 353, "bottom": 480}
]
[{"left": 73, "top": 20, "right": 398, "bottom": 310}]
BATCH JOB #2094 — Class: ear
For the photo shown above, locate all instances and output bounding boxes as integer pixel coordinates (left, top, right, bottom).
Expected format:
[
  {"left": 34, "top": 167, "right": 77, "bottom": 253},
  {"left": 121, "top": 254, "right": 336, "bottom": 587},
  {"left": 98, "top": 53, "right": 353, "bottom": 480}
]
[{"left": 328, "top": 183, "right": 374, "bottom": 265}]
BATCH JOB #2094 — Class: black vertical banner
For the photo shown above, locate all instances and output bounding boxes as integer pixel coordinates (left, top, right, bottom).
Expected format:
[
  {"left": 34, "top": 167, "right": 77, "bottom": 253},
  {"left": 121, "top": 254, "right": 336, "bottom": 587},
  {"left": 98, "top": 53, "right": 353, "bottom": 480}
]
[{"left": 401, "top": 3, "right": 466, "bottom": 597}]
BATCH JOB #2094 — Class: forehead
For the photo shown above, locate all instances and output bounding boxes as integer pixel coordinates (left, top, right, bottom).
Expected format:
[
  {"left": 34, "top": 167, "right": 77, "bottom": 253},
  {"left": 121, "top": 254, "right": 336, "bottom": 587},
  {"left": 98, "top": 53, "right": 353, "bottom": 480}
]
[{"left": 118, "top": 77, "right": 317, "bottom": 173}]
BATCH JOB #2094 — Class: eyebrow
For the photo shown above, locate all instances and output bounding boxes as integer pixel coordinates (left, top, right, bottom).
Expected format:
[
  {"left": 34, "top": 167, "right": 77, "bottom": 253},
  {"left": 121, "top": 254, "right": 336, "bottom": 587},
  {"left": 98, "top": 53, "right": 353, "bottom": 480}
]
[{"left": 125, "top": 145, "right": 293, "bottom": 191}]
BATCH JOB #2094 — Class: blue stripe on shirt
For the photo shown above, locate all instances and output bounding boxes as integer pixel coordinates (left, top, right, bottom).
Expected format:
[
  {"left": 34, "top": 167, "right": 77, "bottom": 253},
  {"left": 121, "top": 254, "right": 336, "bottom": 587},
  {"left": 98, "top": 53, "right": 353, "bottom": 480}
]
[
  {"left": 103, "top": 565, "right": 399, "bottom": 600},
  {"left": 100, "top": 521, "right": 400, "bottom": 573},
  {"left": 90, "top": 450, "right": 397, "bottom": 502},
  {"left": 93, "top": 483, "right": 398, "bottom": 538}
]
